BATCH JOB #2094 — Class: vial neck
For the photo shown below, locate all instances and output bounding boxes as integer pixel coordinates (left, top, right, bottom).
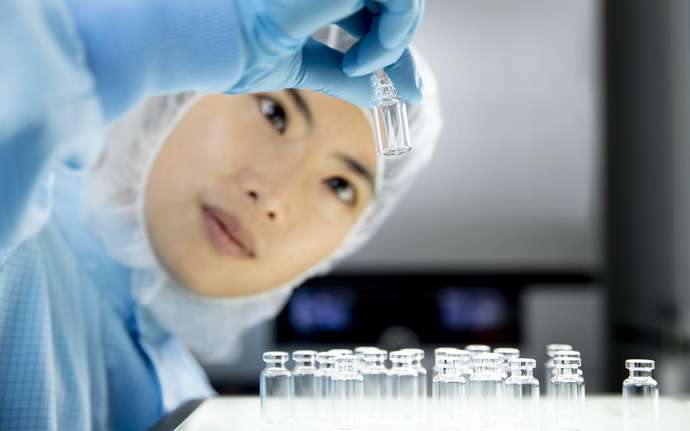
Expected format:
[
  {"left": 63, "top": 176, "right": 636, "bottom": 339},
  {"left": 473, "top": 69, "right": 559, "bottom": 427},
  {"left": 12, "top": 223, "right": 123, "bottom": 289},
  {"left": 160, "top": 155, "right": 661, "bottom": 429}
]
[
  {"left": 392, "top": 361, "right": 414, "bottom": 370},
  {"left": 266, "top": 361, "right": 287, "bottom": 369},
  {"left": 629, "top": 369, "right": 653, "bottom": 379},
  {"left": 295, "top": 360, "right": 315, "bottom": 368},
  {"left": 556, "top": 367, "right": 578, "bottom": 376},
  {"left": 364, "top": 361, "right": 385, "bottom": 370}
]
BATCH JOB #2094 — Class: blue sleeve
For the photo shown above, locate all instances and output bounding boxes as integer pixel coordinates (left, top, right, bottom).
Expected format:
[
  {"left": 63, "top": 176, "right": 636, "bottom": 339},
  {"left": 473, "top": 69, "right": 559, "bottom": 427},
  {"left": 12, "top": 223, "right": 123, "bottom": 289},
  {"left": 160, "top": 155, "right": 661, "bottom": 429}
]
[
  {"left": 65, "top": 0, "right": 246, "bottom": 121},
  {"left": 0, "top": 0, "right": 246, "bottom": 258}
]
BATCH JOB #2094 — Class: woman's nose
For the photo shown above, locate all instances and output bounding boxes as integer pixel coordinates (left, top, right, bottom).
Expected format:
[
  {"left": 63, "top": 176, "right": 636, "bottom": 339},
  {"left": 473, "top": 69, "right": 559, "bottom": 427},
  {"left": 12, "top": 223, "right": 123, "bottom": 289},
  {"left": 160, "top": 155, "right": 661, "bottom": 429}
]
[{"left": 245, "top": 188, "right": 278, "bottom": 222}]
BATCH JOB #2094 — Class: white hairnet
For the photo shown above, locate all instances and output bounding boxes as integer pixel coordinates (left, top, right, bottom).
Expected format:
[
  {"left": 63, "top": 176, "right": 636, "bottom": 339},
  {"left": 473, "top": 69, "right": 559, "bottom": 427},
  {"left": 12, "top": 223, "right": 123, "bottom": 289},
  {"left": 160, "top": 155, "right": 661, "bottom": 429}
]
[{"left": 81, "top": 51, "right": 442, "bottom": 363}]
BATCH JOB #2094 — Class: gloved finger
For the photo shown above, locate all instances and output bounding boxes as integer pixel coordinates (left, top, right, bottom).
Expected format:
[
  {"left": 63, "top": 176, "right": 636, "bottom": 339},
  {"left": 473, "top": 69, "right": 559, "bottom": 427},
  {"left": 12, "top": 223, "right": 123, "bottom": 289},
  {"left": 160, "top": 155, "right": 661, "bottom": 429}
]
[
  {"left": 377, "top": 0, "right": 424, "bottom": 49},
  {"left": 268, "top": 0, "right": 364, "bottom": 40},
  {"left": 342, "top": 30, "right": 409, "bottom": 77},
  {"left": 383, "top": 48, "right": 422, "bottom": 104},
  {"left": 291, "top": 39, "right": 377, "bottom": 108}
]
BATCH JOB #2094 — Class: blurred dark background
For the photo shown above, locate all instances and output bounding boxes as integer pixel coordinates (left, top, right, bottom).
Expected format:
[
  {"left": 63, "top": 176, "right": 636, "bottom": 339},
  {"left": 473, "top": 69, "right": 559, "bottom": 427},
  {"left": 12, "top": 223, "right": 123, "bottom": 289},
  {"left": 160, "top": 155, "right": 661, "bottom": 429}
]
[{"left": 203, "top": 0, "right": 690, "bottom": 395}]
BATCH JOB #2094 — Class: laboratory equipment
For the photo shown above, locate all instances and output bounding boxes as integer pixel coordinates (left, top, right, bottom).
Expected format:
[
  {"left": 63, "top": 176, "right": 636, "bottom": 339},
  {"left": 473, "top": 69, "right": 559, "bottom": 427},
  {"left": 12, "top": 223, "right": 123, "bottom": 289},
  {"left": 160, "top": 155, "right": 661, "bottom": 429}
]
[
  {"left": 402, "top": 348, "right": 428, "bottom": 403},
  {"left": 359, "top": 348, "right": 388, "bottom": 421},
  {"left": 551, "top": 356, "right": 585, "bottom": 431},
  {"left": 432, "top": 350, "right": 467, "bottom": 429},
  {"left": 331, "top": 354, "right": 364, "bottom": 430},
  {"left": 504, "top": 358, "right": 540, "bottom": 431},
  {"left": 315, "top": 351, "right": 337, "bottom": 423},
  {"left": 354, "top": 346, "right": 378, "bottom": 370},
  {"left": 465, "top": 344, "right": 491, "bottom": 359},
  {"left": 622, "top": 359, "right": 659, "bottom": 430},
  {"left": 260, "top": 351, "right": 292, "bottom": 423},
  {"left": 433, "top": 347, "right": 461, "bottom": 378},
  {"left": 469, "top": 352, "right": 504, "bottom": 430},
  {"left": 389, "top": 350, "right": 419, "bottom": 421},
  {"left": 371, "top": 69, "right": 412, "bottom": 156},
  {"left": 545, "top": 344, "right": 573, "bottom": 396},
  {"left": 291, "top": 350, "right": 318, "bottom": 422},
  {"left": 493, "top": 347, "right": 520, "bottom": 380}
]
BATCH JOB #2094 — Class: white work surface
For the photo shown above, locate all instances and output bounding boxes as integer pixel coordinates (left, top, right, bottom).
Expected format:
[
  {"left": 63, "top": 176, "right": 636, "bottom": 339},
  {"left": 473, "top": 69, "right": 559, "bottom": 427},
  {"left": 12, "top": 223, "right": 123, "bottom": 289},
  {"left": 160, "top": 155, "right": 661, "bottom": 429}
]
[{"left": 176, "top": 396, "right": 690, "bottom": 430}]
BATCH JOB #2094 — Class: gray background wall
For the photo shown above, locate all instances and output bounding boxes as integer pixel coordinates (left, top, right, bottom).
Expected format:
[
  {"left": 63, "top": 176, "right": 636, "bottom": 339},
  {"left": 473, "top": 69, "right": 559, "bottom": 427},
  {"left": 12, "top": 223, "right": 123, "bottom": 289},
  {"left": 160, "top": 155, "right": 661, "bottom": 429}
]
[{"left": 339, "top": 0, "right": 602, "bottom": 272}]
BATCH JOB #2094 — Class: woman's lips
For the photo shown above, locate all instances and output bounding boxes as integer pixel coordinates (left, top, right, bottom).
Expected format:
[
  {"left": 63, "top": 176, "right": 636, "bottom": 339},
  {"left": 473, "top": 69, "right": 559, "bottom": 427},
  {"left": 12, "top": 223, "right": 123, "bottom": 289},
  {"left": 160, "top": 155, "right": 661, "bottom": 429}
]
[{"left": 201, "top": 205, "right": 256, "bottom": 258}]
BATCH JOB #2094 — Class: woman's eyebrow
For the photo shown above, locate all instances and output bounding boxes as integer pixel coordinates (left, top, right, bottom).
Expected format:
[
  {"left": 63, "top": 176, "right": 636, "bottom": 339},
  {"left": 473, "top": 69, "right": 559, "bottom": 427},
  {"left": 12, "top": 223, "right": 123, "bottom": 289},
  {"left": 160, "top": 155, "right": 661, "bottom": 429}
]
[
  {"left": 286, "top": 89, "right": 313, "bottom": 127},
  {"left": 333, "top": 152, "right": 375, "bottom": 194}
]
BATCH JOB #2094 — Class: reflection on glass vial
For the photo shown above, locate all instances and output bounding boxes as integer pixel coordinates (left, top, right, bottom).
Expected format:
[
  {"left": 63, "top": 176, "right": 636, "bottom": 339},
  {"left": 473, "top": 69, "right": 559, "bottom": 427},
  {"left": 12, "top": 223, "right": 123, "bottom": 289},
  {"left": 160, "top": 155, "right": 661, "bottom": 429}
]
[
  {"left": 371, "top": 70, "right": 412, "bottom": 157},
  {"left": 291, "top": 350, "right": 318, "bottom": 422},
  {"left": 622, "top": 359, "right": 659, "bottom": 431},
  {"left": 260, "top": 351, "right": 292, "bottom": 424},
  {"left": 331, "top": 354, "right": 364, "bottom": 430}
]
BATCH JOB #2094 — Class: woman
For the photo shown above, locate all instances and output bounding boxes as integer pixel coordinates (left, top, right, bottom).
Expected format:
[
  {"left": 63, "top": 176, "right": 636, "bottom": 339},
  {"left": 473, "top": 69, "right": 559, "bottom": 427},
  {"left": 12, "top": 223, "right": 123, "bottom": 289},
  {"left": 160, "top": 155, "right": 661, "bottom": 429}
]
[{"left": 0, "top": 52, "right": 441, "bottom": 429}]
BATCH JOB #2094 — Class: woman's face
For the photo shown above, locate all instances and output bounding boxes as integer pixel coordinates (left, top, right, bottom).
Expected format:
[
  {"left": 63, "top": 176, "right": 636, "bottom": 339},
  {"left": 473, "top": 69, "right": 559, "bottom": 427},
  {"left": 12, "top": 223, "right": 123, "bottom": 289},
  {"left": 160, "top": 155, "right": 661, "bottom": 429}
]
[{"left": 145, "top": 91, "right": 377, "bottom": 297}]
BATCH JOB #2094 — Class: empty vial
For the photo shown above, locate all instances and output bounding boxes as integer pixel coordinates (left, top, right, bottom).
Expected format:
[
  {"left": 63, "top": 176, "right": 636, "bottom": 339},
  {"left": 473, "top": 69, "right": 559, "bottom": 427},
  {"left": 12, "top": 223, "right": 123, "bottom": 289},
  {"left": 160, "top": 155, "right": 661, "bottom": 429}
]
[
  {"left": 402, "top": 348, "right": 428, "bottom": 400},
  {"left": 504, "top": 358, "right": 540, "bottom": 431},
  {"left": 622, "top": 359, "right": 659, "bottom": 430},
  {"left": 494, "top": 347, "right": 520, "bottom": 380},
  {"left": 371, "top": 69, "right": 412, "bottom": 156},
  {"left": 260, "top": 351, "right": 292, "bottom": 423},
  {"left": 354, "top": 346, "right": 378, "bottom": 370},
  {"left": 316, "top": 351, "right": 337, "bottom": 423},
  {"left": 433, "top": 348, "right": 461, "bottom": 378},
  {"left": 389, "top": 350, "right": 419, "bottom": 421},
  {"left": 544, "top": 344, "right": 573, "bottom": 396},
  {"left": 291, "top": 350, "right": 318, "bottom": 422},
  {"left": 469, "top": 352, "right": 505, "bottom": 430},
  {"left": 331, "top": 354, "right": 364, "bottom": 430},
  {"left": 433, "top": 351, "right": 468, "bottom": 429},
  {"left": 360, "top": 348, "right": 388, "bottom": 421},
  {"left": 551, "top": 357, "right": 585, "bottom": 431}
]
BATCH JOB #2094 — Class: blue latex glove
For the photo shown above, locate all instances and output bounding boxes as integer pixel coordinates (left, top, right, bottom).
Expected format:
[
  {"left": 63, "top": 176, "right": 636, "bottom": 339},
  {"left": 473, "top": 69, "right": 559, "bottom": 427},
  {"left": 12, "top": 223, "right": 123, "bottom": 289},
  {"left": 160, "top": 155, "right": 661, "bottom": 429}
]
[{"left": 229, "top": 0, "right": 425, "bottom": 107}]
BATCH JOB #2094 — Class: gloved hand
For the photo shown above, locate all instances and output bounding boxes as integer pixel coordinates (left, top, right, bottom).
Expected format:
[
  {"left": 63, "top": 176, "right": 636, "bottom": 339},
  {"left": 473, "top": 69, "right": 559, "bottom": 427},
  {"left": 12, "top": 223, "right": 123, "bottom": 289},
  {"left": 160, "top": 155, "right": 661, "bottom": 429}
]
[{"left": 229, "top": 0, "right": 425, "bottom": 107}]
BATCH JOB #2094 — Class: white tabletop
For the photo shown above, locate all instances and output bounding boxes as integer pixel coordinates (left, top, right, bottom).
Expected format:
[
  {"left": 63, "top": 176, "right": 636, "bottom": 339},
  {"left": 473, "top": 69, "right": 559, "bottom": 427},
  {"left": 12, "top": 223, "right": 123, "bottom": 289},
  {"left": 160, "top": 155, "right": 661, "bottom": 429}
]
[{"left": 175, "top": 395, "right": 689, "bottom": 430}]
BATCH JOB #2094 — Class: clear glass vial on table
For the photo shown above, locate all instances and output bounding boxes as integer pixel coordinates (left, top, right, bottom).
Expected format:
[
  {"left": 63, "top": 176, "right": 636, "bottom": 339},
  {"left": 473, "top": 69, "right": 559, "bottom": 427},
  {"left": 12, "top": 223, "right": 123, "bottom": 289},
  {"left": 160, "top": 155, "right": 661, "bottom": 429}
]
[
  {"left": 260, "top": 351, "right": 292, "bottom": 424},
  {"left": 389, "top": 350, "right": 419, "bottom": 422},
  {"left": 622, "top": 359, "right": 659, "bottom": 430},
  {"left": 493, "top": 347, "right": 520, "bottom": 380},
  {"left": 432, "top": 350, "right": 468, "bottom": 430},
  {"left": 291, "top": 350, "right": 318, "bottom": 422},
  {"left": 331, "top": 354, "right": 364, "bottom": 431},
  {"left": 469, "top": 352, "right": 505, "bottom": 430},
  {"left": 551, "top": 357, "right": 585, "bottom": 431},
  {"left": 359, "top": 348, "right": 389, "bottom": 422},
  {"left": 504, "top": 358, "right": 540, "bottom": 431},
  {"left": 544, "top": 344, "right": 573, "bottom": 396}
]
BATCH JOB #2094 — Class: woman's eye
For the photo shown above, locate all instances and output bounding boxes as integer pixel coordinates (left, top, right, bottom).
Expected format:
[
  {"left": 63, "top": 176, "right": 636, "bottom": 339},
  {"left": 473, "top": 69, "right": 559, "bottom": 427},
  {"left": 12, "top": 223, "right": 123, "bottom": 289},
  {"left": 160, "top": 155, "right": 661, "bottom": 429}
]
[
  {"left": 258, "top": 96, "right": 287, "bottom": 134},
  {"left": 325, "top": 177, "right": 357, "bottom": 206}
]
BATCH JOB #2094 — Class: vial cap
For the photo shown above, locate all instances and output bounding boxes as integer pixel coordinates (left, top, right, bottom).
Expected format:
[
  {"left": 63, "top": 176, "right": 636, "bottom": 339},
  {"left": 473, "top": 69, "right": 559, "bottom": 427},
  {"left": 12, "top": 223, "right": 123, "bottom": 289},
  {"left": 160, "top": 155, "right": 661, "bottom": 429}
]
[
  {"left": 389, "top": 350, "right": 415, "bottom": 363},
  {"left": 547, "top": 344, "right": 573, "bottom": 356},
  {"left": 329, "top": 349, "right": 353, "bottom": 357},
  {"left": 553, "top": 350, "right": 581, "bottom": 359},
  {"left": 354, "top": 346, "right": 378, "bottom": 356},
  {"left": 553, "top": 357, "right": 581, "bottom": 368},
  {"left": 434, "top": 347, "right": 461, "bottom": 358},
  {"left": 625, "top": 359, "right": 655, "bottom": 370},
  {"left": 263, "top": 351, "right": 289, "bottom": 363},
  {"left": 509, "top": 358, "right": 536, "bottom": 369},
  {"left": 401, "top": 348, "right": 425, "bottom": 360},
  {"left": 494, "top": 347, "right": 520, "bottom": 357},
  {"left": 465, "top": 344, "right": 491, "bottom": 354},
  {"left": 473, "top": 352, "right": 503, "bottom": 366},
  {"left": 446, "top": 350, "right": 470, "bottom": 361},
  {"left": 362, "top": 349, "right": 387, "bottom": 362},
  {"left": 292, "top": 350, "right": 317, "bottom": 362},
  {"left": 316, "top": 351, "right": 335, "bottom": 364}
]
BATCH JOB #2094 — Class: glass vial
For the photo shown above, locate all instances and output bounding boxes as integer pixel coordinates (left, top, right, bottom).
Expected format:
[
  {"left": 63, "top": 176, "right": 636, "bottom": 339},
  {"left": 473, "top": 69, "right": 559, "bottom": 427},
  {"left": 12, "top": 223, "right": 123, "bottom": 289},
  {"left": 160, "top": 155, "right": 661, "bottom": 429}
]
[
  {"left": 434, "top": 348, "right": 461, "bottom": 379},
  {"left": 432, "top": 351, "right": 467, "bottom": 429},
  {"left": 316, "top": 351, "right": 337, "bottom": 423},
  {"left": 544, "top": 344, "right": 573, "bottom": 396},
  {"left": 622, "top": 359, "right": 659, "bottom": 430},
  {"left": 331, "top": 354, "right": 364, "bottom": 430},
  {"left": 389, "top": 350, "right": 419, "bottom": 422},
  {"left": 551, "top": 357, "right": 585, "bottom": 431},
  {"left": 402, "top": 348, "right": 428, "bottom": 412},
  {"left": 360, "top": 348, "right": 388, "bottom": 421},
  {"left": 494, "top": 347, "right": 520, "bottom": 380},
  {"left": 504, "top": 358, "right": 540, "bottom": 431},
  {"left": 291, "top": 350, "right": 318, "bottom": 422},
  {"left": 260, "top": 351, "right": 292, "bottom": 424},
  {"left": 465, "top": 344, "right": 491, "bottom": 359},
  {"left": 469, "top": 352, "right": 504, "bottom": 430},
  {"left": 371, "top": 69, "right": 412, "bottom": 157}
]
